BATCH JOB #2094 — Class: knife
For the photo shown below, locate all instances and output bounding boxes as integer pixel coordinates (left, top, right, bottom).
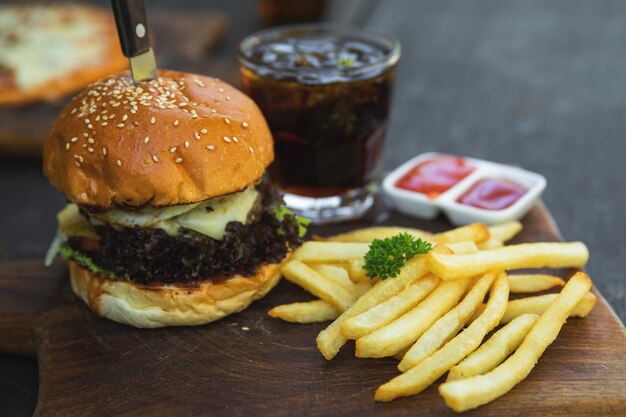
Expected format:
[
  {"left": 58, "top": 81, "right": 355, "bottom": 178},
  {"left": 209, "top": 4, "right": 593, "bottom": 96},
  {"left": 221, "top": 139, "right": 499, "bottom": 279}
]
[{"left": 111, "top": 0, "right": 156, "bottom": 83}]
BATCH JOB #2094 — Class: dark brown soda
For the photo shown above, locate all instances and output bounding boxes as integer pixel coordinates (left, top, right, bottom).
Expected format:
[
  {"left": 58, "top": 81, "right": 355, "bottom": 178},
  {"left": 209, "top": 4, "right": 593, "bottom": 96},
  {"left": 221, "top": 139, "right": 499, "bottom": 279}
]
[{"left": 240, "top": 36, "right": 395, "bottom": 198}]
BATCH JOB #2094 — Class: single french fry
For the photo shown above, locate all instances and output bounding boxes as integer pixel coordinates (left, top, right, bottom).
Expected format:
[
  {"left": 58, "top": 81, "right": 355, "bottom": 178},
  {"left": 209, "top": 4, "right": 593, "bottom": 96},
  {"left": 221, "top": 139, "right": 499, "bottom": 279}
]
[
  {"left": 508, "top": 274, "right": 565, "bottom": 293},
  {"left": 488, "top": 221, "right": 523, "bottom": 243},
  {"left": 375, "top": 272, "right": 509, "bottom": 402},
  {"left": 434, "top": 223, "right": 490, "bottom": 244},
  {"left": 440, "top": 241, "right": 479, "bottom": 255},
  {"left": 268, "top": 300, "right": 339, "bottom": 323},
  {"left": 477, "top": 237, "right": 503, "bottom": 250},
  {"left": 310, "top": 264, "right": 357, "bottom": 296},
  {"left": 439, "top": 272, "right": 592, "bottom": 412},
  {"left": 446, "top": 313, "right": 539, "bottom": 381},
  {"left": 356, "top": 278, "right": 472, "bottom": 358},
  {"left": 318, "top": 227, "right": 434, "bottom": 243},
  {"left": 281, "top": 260, "right": 356, "bottom": 312},
  {"left": 346, "top": 259, "right": 370, "bottom": 283},
  {"left": 293, "top": 242, "right": 369, "bottom": 262},
  {"left": 499, "top": 291, "right": 596, "bottom": 324},
  {"left": 398, "top": 272, "right": 496, "bottom": 372},
  {"left": 341, "top": 274, "right": 441, "bottom": 340},
  {"left": 427, "top": 242, "right": 589, "bottom": 280},
  {"left": 316, "top": 253, "right": 434, "bottom": 360}
]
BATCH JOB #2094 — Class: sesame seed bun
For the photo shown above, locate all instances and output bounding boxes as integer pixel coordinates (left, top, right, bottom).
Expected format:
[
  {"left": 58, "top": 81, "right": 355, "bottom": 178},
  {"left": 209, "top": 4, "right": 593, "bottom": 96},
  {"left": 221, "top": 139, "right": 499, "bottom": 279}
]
[
  {"left": 68, "top": 259, "right": 283, "bottom": 328},
  {"left": 43, "top": 70, "right": 274, "bottom": 209}
]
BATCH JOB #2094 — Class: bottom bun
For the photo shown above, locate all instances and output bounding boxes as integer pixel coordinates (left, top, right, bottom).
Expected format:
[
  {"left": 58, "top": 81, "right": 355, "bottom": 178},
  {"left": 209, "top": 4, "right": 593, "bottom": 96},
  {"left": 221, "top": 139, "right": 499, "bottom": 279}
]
[{"left": 69, "top": 260, "right": 283, "bottom": 328}]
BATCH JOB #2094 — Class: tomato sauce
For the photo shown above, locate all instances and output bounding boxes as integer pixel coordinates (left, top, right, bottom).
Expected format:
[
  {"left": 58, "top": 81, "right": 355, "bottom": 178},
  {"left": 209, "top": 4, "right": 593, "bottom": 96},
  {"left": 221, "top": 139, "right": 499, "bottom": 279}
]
[
  {"left": 395, "top": 156, "right": 475, "bottom": 199},
  {"left": 457, "top": 178, "right": 527, "bottom": 210}
]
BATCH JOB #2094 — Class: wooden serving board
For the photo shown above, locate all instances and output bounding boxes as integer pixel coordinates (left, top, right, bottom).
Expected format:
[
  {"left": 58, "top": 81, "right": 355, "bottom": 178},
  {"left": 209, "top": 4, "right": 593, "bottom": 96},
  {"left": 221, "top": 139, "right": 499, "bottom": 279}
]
[{"left": 1, "top": 204, "right": 625, "bottom": 417}]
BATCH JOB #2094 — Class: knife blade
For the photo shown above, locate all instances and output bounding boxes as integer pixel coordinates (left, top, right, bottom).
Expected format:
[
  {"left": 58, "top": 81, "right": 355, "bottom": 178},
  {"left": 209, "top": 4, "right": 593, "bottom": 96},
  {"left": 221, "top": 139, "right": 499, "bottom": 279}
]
[{"left": 111, "top": 0, "right": 156, "bottom": 83}]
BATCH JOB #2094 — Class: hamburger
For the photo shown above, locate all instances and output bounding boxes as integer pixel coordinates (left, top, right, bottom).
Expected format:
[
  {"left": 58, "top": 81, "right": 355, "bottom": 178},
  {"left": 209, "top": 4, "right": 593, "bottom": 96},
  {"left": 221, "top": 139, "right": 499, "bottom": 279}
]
[{"left": 43, "top": 70, "right": 306, "bottom": 328}]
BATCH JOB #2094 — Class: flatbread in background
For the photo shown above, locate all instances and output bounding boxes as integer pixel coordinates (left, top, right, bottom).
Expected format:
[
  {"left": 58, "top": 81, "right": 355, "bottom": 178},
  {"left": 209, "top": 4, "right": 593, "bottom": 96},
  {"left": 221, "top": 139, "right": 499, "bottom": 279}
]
[{"left": 0, "top": 3, "right": 127, "bottom": 106}]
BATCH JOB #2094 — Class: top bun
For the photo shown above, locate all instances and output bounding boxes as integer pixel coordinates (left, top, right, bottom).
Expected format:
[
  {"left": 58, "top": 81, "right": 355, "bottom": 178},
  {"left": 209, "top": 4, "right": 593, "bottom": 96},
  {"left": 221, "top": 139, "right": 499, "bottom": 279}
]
[{"left": 44, "top": 70, "right": 273, "bottom": 209}]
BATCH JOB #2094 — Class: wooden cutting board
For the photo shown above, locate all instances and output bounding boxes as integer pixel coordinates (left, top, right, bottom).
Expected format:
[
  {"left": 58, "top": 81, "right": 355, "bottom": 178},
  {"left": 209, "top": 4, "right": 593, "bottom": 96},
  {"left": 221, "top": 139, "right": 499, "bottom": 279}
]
[{"left": 1, "top": 204, "right": 625, "bottom": 417}]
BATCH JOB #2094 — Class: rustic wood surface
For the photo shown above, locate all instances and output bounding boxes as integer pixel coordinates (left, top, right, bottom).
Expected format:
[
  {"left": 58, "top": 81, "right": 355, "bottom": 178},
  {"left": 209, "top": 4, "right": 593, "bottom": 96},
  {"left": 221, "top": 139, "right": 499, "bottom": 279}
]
[{"left": 0, "top": 204, "right": 624, "bottom": 417}]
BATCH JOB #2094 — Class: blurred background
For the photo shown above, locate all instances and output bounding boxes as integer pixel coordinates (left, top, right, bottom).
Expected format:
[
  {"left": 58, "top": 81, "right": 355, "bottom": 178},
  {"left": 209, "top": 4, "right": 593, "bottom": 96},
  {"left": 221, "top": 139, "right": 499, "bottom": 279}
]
[{"left": 1, "top": 0, "right": 624, "bottom": 415}]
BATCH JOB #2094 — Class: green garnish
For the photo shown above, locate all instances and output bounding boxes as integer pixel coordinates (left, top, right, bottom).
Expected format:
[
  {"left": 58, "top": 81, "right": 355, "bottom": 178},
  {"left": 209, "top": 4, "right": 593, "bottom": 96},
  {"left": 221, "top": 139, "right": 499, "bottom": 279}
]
[
  {"left": 58, "top": 246, "right": 117, "bottom": 279},
  {"left": 274, "top": 205, "right": 310, "bottom": 238},
  {"left": 363, "top": 233, "right": 432, "bottom": 280}
]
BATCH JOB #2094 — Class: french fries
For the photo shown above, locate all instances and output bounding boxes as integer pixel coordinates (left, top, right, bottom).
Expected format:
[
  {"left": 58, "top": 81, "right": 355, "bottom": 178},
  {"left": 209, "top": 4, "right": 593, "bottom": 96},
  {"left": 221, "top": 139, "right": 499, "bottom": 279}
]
[
  {"left": 341, "top": 274, "right": 440, "bottom": 340},
  {"left": 294, "top": 242, "right": 369, "bottom": 262},
  {"left": 355, "top": 278, "right": 471, "bottom": 358},
  {"left": 268, "top": 220, "right": 596, "bottom": 412},
  {"left": 268, "top": 300, "right": 339, "bottom": 323},
  {"left": 499, "top": 291, "right": 596, "bottom": 324},
  {"left": 487, "top": 221, "right": 522, "bottom": 243},
  {"left": 318, "top": 226, "right": 433, "bottom": 243},
  {"left": 317, "top": 254, "right": 430, "bottom": 360},
  {"left": 427, "top": 242, "right": 589, "bottom": 280},
  {"left": 434, "top": 223, "right": 490, "bottom": 244},
  {"left": 281, "top": 260, "right": 356, "bottom": 312},
  {"left": 439, "top": 273, "right": 592, "bottom": 412},
  {"left": 375, "top": 273, "right": 509, "bottom": 401},
  {"left": 508, "top": 274, "right": 565, "bottom": 293},
  {"left": 446, "top": 313, "right": 539, "bottom": 380},
  {"left": 398, "top": 272, "right": 496, "bottom": 372}
]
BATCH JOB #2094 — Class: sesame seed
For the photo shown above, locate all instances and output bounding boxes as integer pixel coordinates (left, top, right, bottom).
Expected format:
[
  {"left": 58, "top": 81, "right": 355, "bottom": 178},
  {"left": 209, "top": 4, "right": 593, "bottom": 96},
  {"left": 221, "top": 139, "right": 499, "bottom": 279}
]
[
  {"left": 122, "top": 114, "right": 128, "bottom": 121},
  {"left": 248, "top": 146, "right": 254, "bottom": 153},
  {"left": 65, "top": 143, "right": 70, "bottom": 150},
  {"left": 152, "top": 155, "right": 159, "bottom": 162},
  {"left": 225, "top": 96, "right": 231, "bottom": 101},
  {"left": 200, "top": 128, "right": 207, "bottom": 134},
  {"left": 194, "top": 132, "right": 200, "bottom": 140},
  {"left": 242, "top": 121, "right": 248, "bottom": 128},
  {"left": 242, "top": 326, "right": 250, "bottom": 331},
  {"left": 102, "top": 147, "right": 107, "bottom": 156},
  {"left": 88, "top": 138, "right": 95, "bottom": 144},
  {"left": 117, "top": 123, "right": 125, "bottom": 128},
  {"left": 174, "top": 120, "right": 179, "bottom": 126},
  {"left": 102, "top": 115, "right": 108, "bottom": 121},
  {"left": 218, "top": 88, "right": 224, "bottom": 92},
  {"left": 144, "top": 136, "right": 150, "bottom": 144},
  {"left": 71, "top": 137, "right": 78, "bottom": 143},
  {"left": 88, "top": 124, "right": 93, "bottom": 129},
  {"left": 179, "top": 102, "right": 188, "bottom": 107},
  {"left": 224, "top": 118, "right": 231, "bottom": 125},
  {"left": 211, "top": 109, "right": 217, "bottom": 113},
  {"left": 130, "top": 109, "right": 137, "bottom": 114},
  {"left": 207, "top": 145, "right": 215, "bottom": 150},
  {"left": 116, "top": 159, "right": 122, "bottom": 167},
  {"left": 83, "top": 133, "right": 89, "bottom": 138},
  {"left": 169, "top": 147, "right": 177, "bottom": 153},
  {"left": 101, "top": 122, "right": 108, "bottom": 126},
  {"left": 233, "top": 136, "right": 239, "bottom": 143},
  {"left": 184, "top": 140, "right": 190, "bottom": 148},
  {"left": 74, "top": 161, "right": 81, "bottom": 167},
  {"left": 78, "top": 156, "right": 84, "bottom": 163},
  {"left": 109, "top": 114, "right": 115, "bottom": 119},
  {"left": 132, "top": 121, "right": 139, "bottom": 126},
  {"left": 150, "top": 117, "right": 156, "bottom": 124},
  {"left": 175, "top": 157, "right": 183, "bottom": 163},
  {"left": 223, "top": 136, "right": 231, "bottom": 143},
  {"left": 73, "top": 154, "right": 79, "bottom": 159},
  {"left": 85, "top": 119, "right": 90, "bottom": 124},
  {"left": 87, "top": 147, "right": 94, "bottom": 153}
]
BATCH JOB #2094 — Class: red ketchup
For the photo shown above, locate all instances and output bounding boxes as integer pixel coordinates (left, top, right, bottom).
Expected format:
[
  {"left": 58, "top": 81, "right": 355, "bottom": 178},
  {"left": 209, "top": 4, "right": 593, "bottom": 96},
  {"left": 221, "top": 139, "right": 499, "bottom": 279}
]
[
  {"left": 395, "top": 156, "right": 475, "bottom": 199},
  {"left": 458, "top": 178, "right": 527, "bottom": 210}
]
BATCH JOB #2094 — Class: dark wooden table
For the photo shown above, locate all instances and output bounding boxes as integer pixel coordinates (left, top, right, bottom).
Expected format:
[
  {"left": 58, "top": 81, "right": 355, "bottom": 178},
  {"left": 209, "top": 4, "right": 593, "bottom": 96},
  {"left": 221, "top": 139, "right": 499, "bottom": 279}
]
[{"left": 1, "top": 0, "right": 624, "bottom": 415}]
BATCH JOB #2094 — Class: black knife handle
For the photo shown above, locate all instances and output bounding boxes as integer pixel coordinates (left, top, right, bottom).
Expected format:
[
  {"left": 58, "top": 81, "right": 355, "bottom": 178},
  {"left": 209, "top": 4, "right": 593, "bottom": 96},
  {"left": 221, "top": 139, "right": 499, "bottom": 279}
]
[{"left": 110, "top": 0, "right": 151, "bottom": 58}]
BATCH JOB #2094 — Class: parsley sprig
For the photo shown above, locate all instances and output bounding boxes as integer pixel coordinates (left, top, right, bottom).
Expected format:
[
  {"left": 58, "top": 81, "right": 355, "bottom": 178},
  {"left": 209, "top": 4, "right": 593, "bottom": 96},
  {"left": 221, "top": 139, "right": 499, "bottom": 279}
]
[{"left": 363, "top": 233, "right": 432, "bottom": 280}]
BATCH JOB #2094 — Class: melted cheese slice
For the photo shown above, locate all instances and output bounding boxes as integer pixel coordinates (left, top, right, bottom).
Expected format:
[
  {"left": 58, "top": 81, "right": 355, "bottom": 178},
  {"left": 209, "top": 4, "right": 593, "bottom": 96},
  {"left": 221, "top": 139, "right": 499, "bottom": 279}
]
[{"left": 86, "top": 187, "right": 260, "bottom": 240}]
